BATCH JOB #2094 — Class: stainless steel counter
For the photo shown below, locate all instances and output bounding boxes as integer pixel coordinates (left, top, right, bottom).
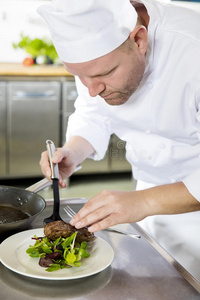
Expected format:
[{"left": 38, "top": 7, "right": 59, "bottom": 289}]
[{"left": 0, "top": 199, "right": 200, "bottom": 300}]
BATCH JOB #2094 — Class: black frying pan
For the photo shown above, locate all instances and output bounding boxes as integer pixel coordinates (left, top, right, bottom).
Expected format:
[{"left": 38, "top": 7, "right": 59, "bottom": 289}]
[{"left": 0, "top": 178, "right": 51, "bottom": 234}]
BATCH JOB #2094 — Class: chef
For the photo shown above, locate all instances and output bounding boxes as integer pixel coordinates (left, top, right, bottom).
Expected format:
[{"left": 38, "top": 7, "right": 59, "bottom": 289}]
[{"left": 38, "top": 0, "right": 200, "bottom": 275}]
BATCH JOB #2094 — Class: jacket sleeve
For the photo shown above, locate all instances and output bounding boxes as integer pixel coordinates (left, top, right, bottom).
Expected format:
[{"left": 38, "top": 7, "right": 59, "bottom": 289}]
[
  {"left": 182, "top": 169, "right": 200, "bottom": 201},
  {"left": 66, "top": 76, "right": 112, "bottom": 160}
]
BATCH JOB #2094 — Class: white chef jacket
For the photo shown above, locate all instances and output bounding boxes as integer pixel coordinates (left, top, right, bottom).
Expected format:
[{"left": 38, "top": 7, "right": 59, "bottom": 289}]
[{"left": 66, "top": 0, "right": 200, "bottom": 276}]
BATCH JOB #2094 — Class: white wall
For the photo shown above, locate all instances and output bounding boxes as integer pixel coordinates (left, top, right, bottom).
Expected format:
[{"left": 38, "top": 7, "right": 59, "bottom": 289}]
[
  {"left": 0, "top": 0, "right": 200, "bottom": 63},
  {"left": 0, "top": 0, "right": 51, "bottom": 63}
]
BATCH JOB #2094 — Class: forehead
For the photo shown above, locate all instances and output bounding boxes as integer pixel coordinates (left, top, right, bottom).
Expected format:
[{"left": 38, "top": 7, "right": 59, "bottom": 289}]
[{"left": 63, "top": 46, "right": 123, "bottom": 77}]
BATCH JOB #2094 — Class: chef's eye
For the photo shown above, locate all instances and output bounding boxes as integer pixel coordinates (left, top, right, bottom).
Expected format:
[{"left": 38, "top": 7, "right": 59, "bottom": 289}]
[{"left": 102, "top": 67, "right": 116, "bottom": 77}]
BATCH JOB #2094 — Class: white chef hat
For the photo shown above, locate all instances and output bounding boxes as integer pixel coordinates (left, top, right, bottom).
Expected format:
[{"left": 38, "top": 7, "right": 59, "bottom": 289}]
[{"left": 37, "top": 0, "right": 137, "bottom": 63}]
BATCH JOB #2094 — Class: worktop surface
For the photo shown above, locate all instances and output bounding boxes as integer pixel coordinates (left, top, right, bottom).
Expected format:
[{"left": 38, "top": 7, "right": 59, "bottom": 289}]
[
  {"left": 0, "top": 63, "right": 72, "bottom": 77},
  {"left": 0, "top": 199, "right": 200, "bottom": 300}
]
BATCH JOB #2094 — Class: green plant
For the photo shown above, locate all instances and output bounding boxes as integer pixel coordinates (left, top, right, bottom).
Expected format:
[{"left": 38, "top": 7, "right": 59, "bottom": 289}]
[{"left": 13, "top": 33, "right": 58, "bottom": 64}]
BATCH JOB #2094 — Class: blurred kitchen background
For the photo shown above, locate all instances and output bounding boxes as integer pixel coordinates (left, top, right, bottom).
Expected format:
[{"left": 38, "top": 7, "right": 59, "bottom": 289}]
[
  {"left": 0, "top": 0, "right": 200, "bottom": 200},
  {"left": 0, "top": 0, "right": 135, "bottom": 200}
]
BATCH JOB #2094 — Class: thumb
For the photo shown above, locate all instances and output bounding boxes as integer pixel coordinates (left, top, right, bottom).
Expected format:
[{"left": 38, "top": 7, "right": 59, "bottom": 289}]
[{"left": 52, "top": 148, "right": 65, "bottom": 164}]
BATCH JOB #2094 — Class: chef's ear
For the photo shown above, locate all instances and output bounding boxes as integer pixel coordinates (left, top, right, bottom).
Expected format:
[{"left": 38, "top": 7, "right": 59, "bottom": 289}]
[{"left": 129, "top": 25, "right": 148, "bottom": 55}]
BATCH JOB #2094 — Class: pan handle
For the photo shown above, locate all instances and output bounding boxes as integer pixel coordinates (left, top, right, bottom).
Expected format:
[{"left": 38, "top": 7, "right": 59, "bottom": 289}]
[
  {"left": 25, "top": 178, "right": 52, "bottom": 193},
  {"left": 26, "top": 165, "right": 82, "bottom": 193}
]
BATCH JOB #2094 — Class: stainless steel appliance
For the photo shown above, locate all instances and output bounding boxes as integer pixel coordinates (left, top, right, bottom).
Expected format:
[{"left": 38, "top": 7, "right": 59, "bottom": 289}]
[
  {"left": 0, "top": 82, "right": 6, "bottom": 177},
  {"left": 6, "top": 81, "right": 61, "bottom": 177},
  {"left": 0, "top": 77, "right": 130, "bottom": 179},
  {"left": 61, "top": 80, "right": 78, "bottom": 145}
]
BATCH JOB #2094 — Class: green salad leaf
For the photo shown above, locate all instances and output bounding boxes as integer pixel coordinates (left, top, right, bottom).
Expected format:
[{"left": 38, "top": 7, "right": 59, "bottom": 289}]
[{"left": 26, "top": 232, "right": 90, "bottom": 272}]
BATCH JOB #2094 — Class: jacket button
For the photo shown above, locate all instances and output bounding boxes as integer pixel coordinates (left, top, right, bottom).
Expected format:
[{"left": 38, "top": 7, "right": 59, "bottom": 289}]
[{"left": 147, "top": 82, "right": 153, "bottom": 89}]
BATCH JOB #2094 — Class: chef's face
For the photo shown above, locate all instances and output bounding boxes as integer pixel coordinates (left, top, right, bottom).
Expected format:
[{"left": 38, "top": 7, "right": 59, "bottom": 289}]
[{"left": 64, "top": 26, "right": 147, "bottom": 106}]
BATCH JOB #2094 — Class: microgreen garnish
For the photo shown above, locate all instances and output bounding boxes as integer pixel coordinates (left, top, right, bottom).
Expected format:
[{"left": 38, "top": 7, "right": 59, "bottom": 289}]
[{"left": 26, "top": 232, "right": 90, "bottom": 272}]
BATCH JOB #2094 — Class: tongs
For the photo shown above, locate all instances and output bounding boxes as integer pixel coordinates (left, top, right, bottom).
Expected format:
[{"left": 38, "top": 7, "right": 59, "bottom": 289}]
[{"left": 43, "top": 140, "right": 63, "bottom": 225}]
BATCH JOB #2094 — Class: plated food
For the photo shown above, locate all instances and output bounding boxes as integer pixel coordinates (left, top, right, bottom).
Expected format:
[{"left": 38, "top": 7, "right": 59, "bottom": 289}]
[
  {"left": 44, "top": 220, "right": 95, "bottom": 243},
  {"left": 26, "top": 221, "right": 95, "bottom": 272},
  {"left": 0, "top": 227, "right": 114, "bottom": 280}
]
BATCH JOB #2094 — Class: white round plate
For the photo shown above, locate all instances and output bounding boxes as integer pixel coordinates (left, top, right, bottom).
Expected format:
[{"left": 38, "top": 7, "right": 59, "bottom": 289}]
[{"left": 0, "top": 228, "right": 114, "bottom": 280}]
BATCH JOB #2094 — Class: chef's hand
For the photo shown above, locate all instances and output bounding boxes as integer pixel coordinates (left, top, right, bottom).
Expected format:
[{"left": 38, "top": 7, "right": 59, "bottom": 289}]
[
  {"left": 40, "top": 146, "right": 78, "bottom": 188},
  {"left": 40, "top": 136, "right": 95, "bottom": 188},
  {"left": 70, "top": 189, "right": 149, "bottom": 232},
  {"left": 69, "top": 182, "right": 200, "bottom": 232}
]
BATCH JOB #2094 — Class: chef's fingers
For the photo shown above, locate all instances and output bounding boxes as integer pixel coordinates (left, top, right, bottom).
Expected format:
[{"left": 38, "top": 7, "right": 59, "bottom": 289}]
[
  {"left": 70, "top": 189, "right": 148, "bottom": 231},
  {"left": 70, "top": 190, "right": 121, "bottom": 229},
  {"left": 58, "top": 175, "right": 67, "bottom": 188},
  {"left": 70, "top": 190, "right": 108, "bottom": 226},
  {"left": 73, "top": 203, "right": 114, "bottom": 230},
  {"left": 51, "top": 147, "right": 65, "bottom": 164},
  {"left": 40, "top": 149, "right": 67, "bottom": 187},
  {"left": 51, "top": 148, "right": 69, "bottom": 187},
  {"left": 88, "top": 215, "right": 119, "bottom": 232}
]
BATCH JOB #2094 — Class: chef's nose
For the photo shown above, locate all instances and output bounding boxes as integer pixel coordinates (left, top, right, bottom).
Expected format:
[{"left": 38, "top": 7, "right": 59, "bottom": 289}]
[{"left": 84, "top": 77, "right": 106, "bottom": 97}]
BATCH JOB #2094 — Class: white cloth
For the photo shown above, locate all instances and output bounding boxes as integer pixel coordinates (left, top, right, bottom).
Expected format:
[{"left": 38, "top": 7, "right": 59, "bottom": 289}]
[
  {"left": 66, "top": 0, "right": 200, "bottom": 276},
  {"left": 37, "top": 0, "right": 137, "bottom": 63}
]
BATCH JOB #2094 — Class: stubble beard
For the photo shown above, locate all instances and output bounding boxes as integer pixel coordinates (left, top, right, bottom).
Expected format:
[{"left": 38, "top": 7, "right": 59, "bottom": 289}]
[{"left": 101, "top": 58, "right": 146, "bottom": 106}]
